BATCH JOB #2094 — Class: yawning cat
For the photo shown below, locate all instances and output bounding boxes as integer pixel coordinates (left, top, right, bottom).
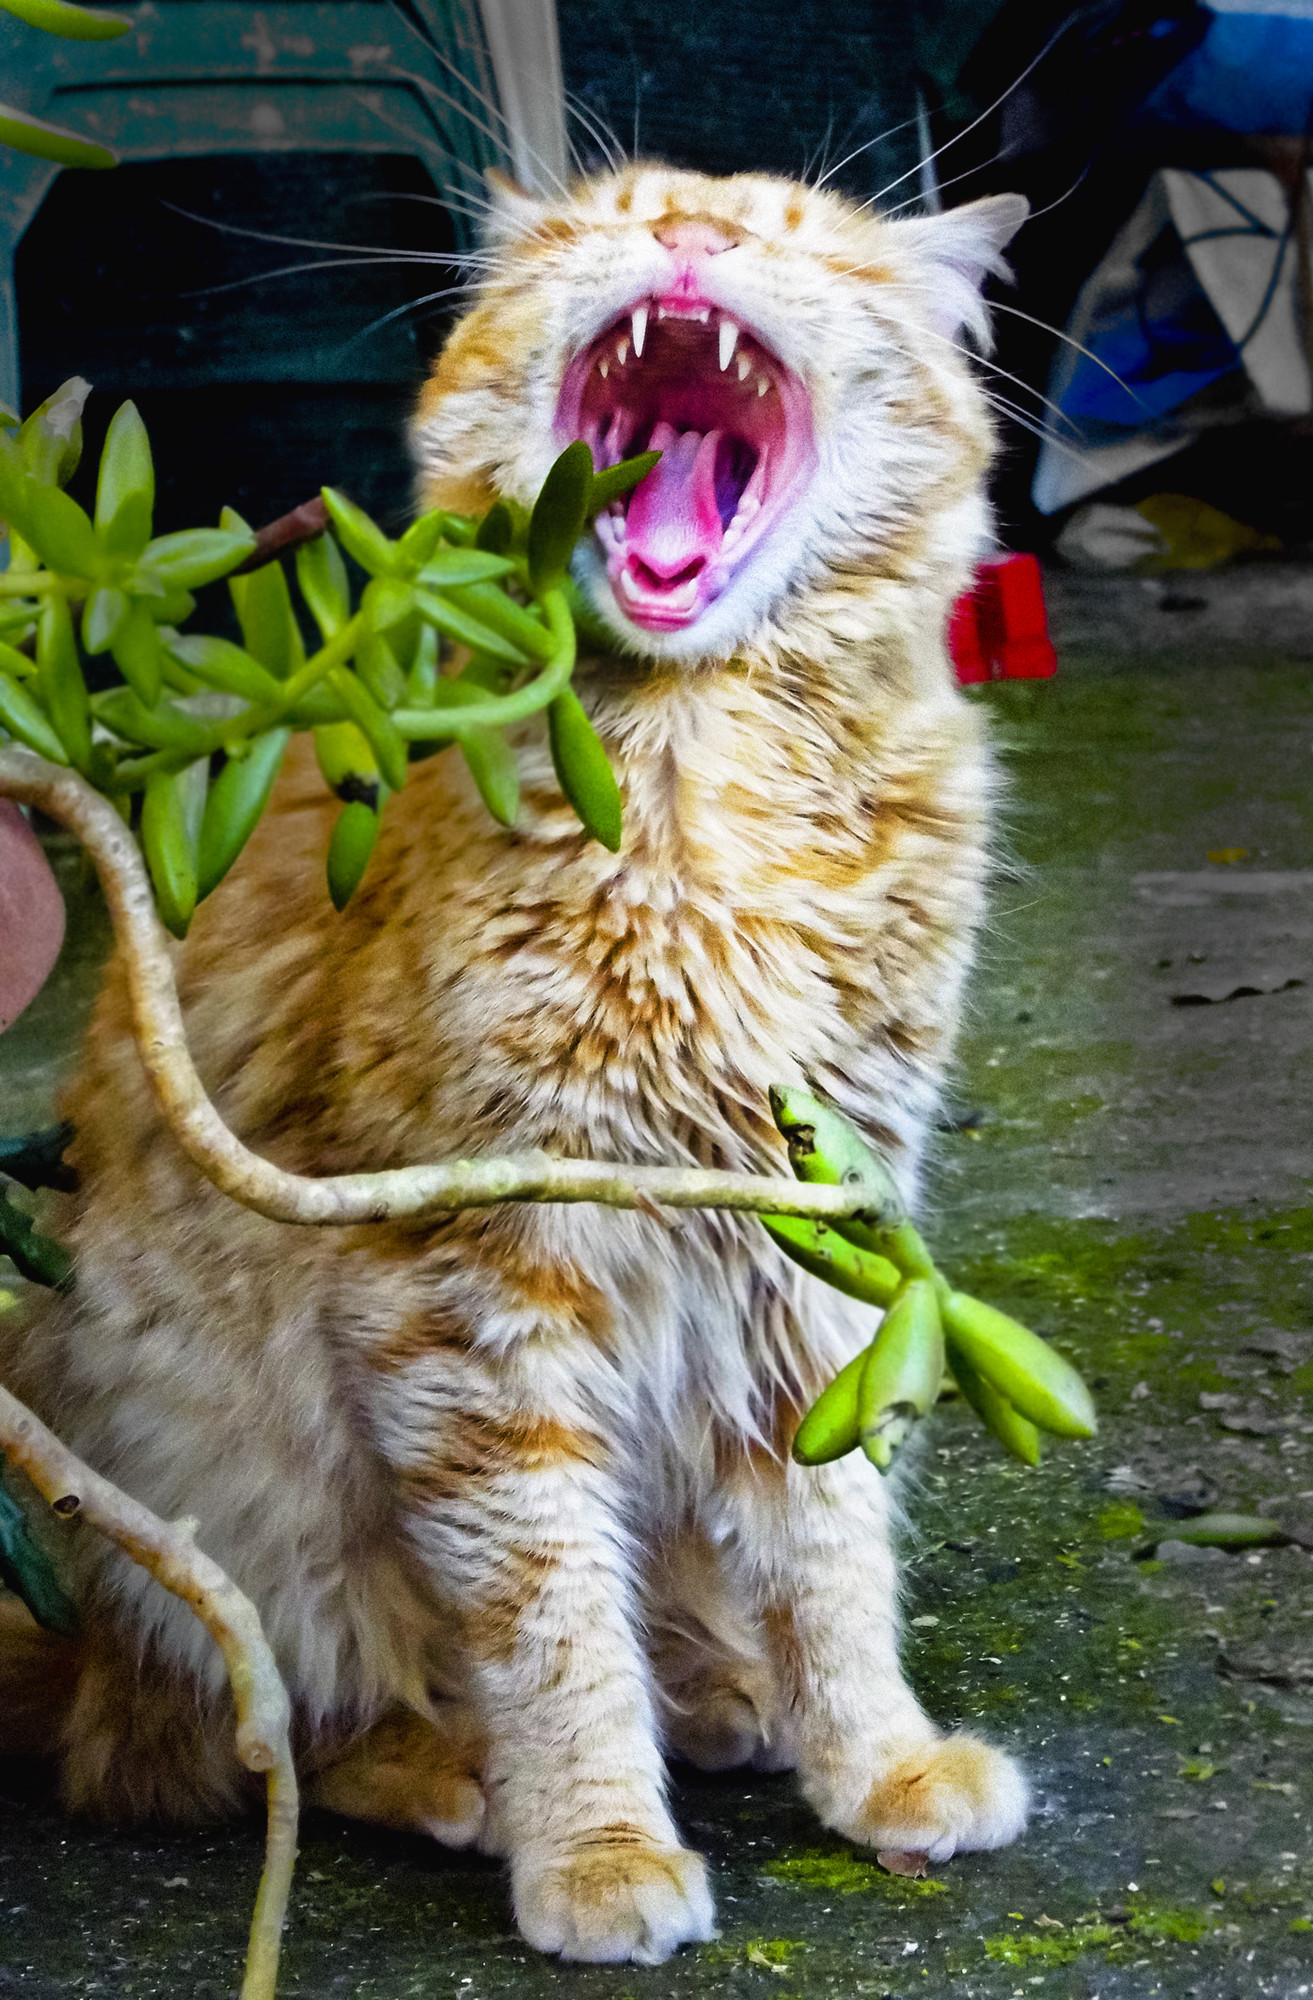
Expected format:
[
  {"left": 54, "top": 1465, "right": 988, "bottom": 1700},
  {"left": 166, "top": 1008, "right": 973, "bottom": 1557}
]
[{"left": 4, "top": 162, "right": 1030, "bottom": 1965}]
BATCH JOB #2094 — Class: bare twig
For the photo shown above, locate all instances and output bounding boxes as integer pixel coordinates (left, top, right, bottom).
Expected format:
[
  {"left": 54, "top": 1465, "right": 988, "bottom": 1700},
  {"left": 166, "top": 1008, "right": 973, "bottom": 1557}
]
[
  {"left": 0, "top": 745, "right": 886, "bottom": 1233},
  {"left": 229, "top": 495, "right": 330, "bottom": 576},
  {"left": 0, "top": 1381, "right": 297, "bottom": 2000}
]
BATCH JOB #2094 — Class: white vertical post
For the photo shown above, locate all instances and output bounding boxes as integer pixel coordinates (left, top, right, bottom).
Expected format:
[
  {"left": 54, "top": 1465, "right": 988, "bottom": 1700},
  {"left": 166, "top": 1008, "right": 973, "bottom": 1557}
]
[{"left": 476, "top": 0, "right": 568, "bottom": 193}]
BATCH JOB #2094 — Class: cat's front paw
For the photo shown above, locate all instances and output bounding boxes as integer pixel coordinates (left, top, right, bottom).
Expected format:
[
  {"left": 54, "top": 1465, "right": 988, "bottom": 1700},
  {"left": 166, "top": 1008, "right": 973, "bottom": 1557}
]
[
  {"left": 815, "top": 1733, "right": 1028, "bottom": 1864},
  {"left": 514, "top": 1830, "right": 716, "bottom": 1964}
]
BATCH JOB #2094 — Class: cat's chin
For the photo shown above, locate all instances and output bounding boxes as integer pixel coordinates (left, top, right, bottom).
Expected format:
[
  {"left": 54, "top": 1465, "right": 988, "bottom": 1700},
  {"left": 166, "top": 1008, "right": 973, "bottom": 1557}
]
[{"left": 571, "top": 536, "right": 801, "bottom": 664}]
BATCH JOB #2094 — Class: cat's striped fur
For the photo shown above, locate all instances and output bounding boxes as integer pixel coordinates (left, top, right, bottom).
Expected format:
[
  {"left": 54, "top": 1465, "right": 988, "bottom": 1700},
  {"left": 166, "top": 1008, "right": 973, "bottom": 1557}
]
[{"left": 3, "top": 163, "right": 1030, "bottom": 1963}]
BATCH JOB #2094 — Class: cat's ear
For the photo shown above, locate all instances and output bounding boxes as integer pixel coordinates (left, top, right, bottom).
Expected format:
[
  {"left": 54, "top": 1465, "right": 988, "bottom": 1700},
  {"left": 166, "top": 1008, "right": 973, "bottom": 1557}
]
[
  {"left": 482, "top": 166, "right": 550, "bottom": 244},
  {"left": 900, "top": 193, "right": 1029, "bottom": 344}
]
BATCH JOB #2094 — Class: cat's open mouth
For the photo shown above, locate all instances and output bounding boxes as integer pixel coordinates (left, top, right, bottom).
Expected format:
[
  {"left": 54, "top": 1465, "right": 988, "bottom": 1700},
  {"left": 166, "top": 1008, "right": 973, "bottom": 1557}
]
[{"left": 556, "top": 294, "right": 814, "bottom": 633}]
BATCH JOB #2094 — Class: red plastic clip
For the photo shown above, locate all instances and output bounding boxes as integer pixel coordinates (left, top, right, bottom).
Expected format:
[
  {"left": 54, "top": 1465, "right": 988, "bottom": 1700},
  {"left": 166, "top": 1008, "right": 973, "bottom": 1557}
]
[{"left": 948, "top": 553, "right": 1056, "bottom": 683}]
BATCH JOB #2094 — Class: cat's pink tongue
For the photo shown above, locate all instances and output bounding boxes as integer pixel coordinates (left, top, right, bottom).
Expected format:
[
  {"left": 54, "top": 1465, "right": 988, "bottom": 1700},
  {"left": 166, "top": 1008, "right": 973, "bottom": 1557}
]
[{"left": 624, "top": 421, "right": 724, "bottom": 582}]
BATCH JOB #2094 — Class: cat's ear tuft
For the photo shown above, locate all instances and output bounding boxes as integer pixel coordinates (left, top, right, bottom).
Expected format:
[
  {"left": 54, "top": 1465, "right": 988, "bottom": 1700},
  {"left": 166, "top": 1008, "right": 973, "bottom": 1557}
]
[
  {"left": 901, "top": 193, "right": 1030, "bottom": 345},
  {"left": 483, "top": 166, "right": 549, "bottom": 243}
]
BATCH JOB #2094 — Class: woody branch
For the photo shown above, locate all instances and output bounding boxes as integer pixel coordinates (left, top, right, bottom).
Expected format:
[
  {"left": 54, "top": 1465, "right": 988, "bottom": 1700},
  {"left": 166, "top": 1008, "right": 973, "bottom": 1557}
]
[{"left": 0, "top": 743, "right": 882, "bottom": 1233}]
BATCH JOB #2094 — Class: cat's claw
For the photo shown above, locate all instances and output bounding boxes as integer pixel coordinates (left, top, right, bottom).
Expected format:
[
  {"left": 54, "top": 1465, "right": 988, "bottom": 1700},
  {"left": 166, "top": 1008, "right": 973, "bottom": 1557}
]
[
  {"left": 514, "top": 1835, "right": 716, "bottom": 1964},
  {"left": 813, "top": 1733, "right": 1029, "bottom": 1863}
]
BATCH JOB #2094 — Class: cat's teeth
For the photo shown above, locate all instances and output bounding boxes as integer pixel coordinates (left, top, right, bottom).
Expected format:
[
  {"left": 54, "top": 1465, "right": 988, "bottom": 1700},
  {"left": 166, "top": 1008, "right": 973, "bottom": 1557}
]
[
  {"left": 756, "top": 374, "right": 771, "bottom": 397},
  {"left": 696, "top": 307, "right": 710, "bottom": 323},
  {"left": 737, "top": 353, "right": 752, "bottom": 382},
  {"left": 718, "top": 319, "right": 740, "bottom": 371},
  {"left": 616, "top": 337, "right": 629, "bottom": 366},
  {"left": 631, "top": 304, "right": 649, "bottom": 357},
  {"left": 598, "top": 357, "right": 609, "bottom": 379}
]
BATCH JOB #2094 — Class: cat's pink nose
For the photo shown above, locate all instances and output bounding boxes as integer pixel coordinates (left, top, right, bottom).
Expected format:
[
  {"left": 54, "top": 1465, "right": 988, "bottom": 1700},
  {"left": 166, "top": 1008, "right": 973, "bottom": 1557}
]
[{"left": 654, "top": 219, "right": 736, "bottom": 258}]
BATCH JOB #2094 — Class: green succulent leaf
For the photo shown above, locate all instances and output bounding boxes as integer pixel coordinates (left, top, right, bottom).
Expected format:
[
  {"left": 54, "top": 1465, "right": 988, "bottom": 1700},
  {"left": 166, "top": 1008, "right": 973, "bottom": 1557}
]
[
  {"left": 164, "top": 633, "right": 283, "bottom": 706},
  {"left": 0, "top": 670, "right": 69, "bottom": 763},
  {"left": 229, "top": 556, "right": 304, "bottom": 679},
  {"left": 548, "top": 687, "right": 622, "bottom": 851},
  {"left": 475, "top": 499, "right": 515, "bottom": 555},
  {"left": 14, "top": 378, "right": 88, "bottom": 489},
  {"left": 330, "top": 669, "right": 408, "bottom": 794},
  {"left": 354, "top": 624, "right": 406, "bottom": 711},
  {"left": 0, "top": 0, "right": 131, "bottom": 42},
  {"left": 416, "top": 548, "right": 516, "bottom": 588},
  {"left": 0, "top": 103, "right": 116, "bottom": 168},
  {"left": 94, "top": 400, "right": 153, "bottom": 539},
  {"left": 527, "top": 440, "right": 594, "bottom": 594},
  {"left": 140, "top": 765, "right": 200, "bottom": 938},
  {"left": 197, "top": 727, "right": 291, "bottom": 900},
  {"left": 21, "top": 482, "right": 102, "bottom": 578},
  {"left": 320, "top": 487, "right": 397, "bottom": 578},
  {"left": 81, "top": 584, "right": 128, "bottom": 655},
  {"left": 395, "top": 511, "right": 447, "bottom": 570},
  {"left": 109, "top": 599, "right": 162, "bottom": 706},
  {"left": 458, "top": 725, "right": 519, "bottom": 826},
  {"left": 325, "top": 798, "right": 381, "bottom": 910},
  {"left": 139, "top": 528, "right": 255, "bottom": 590},
  {"left": 588, "top": 449, "right": 660, "bottom": 515},
  {"left": 96, "top": 688, "right": 214, "bottom": 756},
  {"left": 36, "top": 593, "right": 91, "bottom": 769},
  {"left": 363, "top": 576, "right": 416, "bottom": 634},
  {"left": 103, "top": 490, "right": 153, "bottom": 562},
  {"left": 414, "top": 586, "right": 532, "bottom": 668},
  {"left": 296, "top": 532, "right": 351, "bottom": 640}
]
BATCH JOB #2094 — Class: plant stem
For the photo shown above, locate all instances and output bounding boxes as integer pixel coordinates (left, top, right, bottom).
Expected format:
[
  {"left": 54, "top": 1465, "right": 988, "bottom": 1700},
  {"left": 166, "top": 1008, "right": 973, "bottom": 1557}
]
[
  {"left": 0, "top": 1380, "right": 297, "bottom": 2000},
  {"left": 0, "top": 743, "right": 894, "bottom": 1234}
]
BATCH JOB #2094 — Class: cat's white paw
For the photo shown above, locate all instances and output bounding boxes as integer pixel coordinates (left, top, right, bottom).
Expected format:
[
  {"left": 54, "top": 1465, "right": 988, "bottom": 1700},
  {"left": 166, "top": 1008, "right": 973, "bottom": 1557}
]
[
  {"left": 815, "top": 1733, "right": 1029, "bottom": 1863},
  {"left": 514, "top": 1831, "right": 716, "bottom": 1964}
]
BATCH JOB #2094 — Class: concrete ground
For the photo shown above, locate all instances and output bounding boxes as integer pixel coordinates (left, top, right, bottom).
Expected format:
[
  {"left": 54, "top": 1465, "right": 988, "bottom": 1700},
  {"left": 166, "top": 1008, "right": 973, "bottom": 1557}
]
[{"left": 3, "top": 573, "right": 1313, "bottom": 1997}]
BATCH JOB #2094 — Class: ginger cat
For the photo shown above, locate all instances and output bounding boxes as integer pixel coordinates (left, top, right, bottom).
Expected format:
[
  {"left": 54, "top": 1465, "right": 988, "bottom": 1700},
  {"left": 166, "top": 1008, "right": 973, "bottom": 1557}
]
[{"left": 3, "top": 163, "right": 1030, "bottom": 1964}]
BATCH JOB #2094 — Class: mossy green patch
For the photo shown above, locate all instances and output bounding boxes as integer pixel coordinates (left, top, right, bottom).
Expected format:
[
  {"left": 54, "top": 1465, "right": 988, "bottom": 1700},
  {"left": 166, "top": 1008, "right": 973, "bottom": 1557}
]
[
  {"left": 1099, "top": 1500, "right": 1146, "bottom": 1540},
  {"left": 984, "top": 1922, "right": 1115, "bottom": 1966},
  {"left": 763, "top": 1851, "right": 946, "bottom": 1898},
  {"left": 1127, "top": 1899, "right": 1213, "bottom": 1943},
  {"left": 703, "top": 1937, "right": 807, "bottom": 1969}
]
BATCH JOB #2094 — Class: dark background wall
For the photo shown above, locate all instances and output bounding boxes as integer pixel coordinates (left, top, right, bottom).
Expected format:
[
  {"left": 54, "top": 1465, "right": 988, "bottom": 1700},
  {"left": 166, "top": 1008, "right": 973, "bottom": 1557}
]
[{"left": 556, "top": 0, "right": 921, "bottom": 198}]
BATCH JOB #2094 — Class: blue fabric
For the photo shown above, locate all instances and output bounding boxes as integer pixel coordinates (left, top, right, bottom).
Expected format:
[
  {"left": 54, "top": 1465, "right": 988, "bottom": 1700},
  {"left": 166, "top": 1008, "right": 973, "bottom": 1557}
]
[{"left": 1143, "top": 13, "right": 1313, "bottom": 133}]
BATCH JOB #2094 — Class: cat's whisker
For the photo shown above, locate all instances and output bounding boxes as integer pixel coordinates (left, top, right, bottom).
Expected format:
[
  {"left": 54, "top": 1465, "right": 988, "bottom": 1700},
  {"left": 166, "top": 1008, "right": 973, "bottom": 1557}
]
[
  {"left": 869, "top": 303, "right": 1084, "bottom": 437},
  {"left": 179, "top": 258, "right": 472, "bottom": 302},
  {"left": 565, "top": 91, "right": 626, "bottom": 175},
  {"left": 157, "top": 201, "right": 476, "bottom": 266},
  {"left": 337, "top": 283, "right": 476, "bottom": 349},
  {"left": 1022, "top": 157, "right": 1095, "bottom": 224},
  {"left": 986, "top": 302, "right": 1146, "bottom": 409},
  {"left": 860, "top": 21, "right": 1085, "bottom": 215}
]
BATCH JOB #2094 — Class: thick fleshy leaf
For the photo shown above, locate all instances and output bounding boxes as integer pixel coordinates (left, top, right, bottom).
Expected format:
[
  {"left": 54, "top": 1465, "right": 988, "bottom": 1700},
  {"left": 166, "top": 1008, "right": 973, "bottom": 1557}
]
[
  {"left": 109, "top": 599, "right": 162, "bottom": 706},
  {"left": 396, "top": 511, "right": 447, "bottom": 570},
  {"left": 0, "top": 0, "right": 130, "bottom": 41},
  {"left": 0, "top": 674, "right": 69, "bottom": 764},
  {"left": 458, "top": 725, "right": 519, "bottom": 826},
  {"left": 14, "top": 377, "right": 88, "bottom": 488},
  {"left": 140, "top": 767, "right": 199, "bottom": 938},
  {"left": 547, "top": 687, "right": 622, "bottom": 851},
  {"left": 363, "top": 576, "right": 416, "bottom": 634},
  {"left": 229, "top": 559, "right": 304, "bottom": 679},
  {"left": 94, "top": 400, "right": 153, "bottom": 537},
  {"left": 320, "top": 487, "right": 397, "bottom": 577},
  {"left": 103, "top": 490, "right": 153, "bottom": 561},
  {"left": 81, "top": 584, "right": 129, "bottom": 655},
  {"left": 165, "top": 633, "right": 282, "bottom": 705},
  {"left": 96, "top": 688, "right": 213, "bottom": 755},
  {"left": 330, "top": 670, "right": 408, "bottom": 793},
  {"left": 138, "top": 528, "right": 255, "bottom": 590},
  {"left": 21, "top": 482, "right": 101, "bottom": 578},
  {"left": 196, "top": 728, "right": 290, "bottom": 900},
  {"left": 527, "top": 440, "right": 593, "bottom": 593},
  {"left": 296, "top": 532, "right": 351, "bottom": 639},
  {"left": 588, "top": 449, "right": 661, "bottom": 515},
  {"left": 325, "top": 799, "right": 381, "bottom": 910},
  {"left": 36, "top": 594, "right": 91, "bottom": 768},
  {"left": 416, "top": 548, "right": 515, "bottom": 587}
]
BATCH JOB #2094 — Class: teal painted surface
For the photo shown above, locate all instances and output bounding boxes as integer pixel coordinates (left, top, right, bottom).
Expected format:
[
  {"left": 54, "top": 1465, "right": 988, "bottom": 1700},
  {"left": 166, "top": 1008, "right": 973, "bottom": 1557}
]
[{"left": 0, "top": 0, "right": 506, "bottom": 409}]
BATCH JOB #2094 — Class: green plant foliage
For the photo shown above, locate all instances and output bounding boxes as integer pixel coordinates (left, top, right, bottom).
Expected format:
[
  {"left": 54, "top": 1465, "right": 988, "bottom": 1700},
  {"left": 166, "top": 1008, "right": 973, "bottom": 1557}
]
[
  {"left": 0, "top": 387, "right": 659, "bottom": 912},
  {"left": 766, "top": 1089, "right": 1096, "bottom": 1474}
]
